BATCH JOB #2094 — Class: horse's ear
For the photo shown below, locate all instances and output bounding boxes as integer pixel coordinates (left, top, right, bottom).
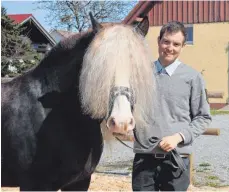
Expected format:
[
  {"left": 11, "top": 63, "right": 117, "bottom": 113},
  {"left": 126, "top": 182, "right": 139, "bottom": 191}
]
[
  {"left": 135, "top": 16, "right": 149, "bottom": 37},
  {"left": 89, "top": 12, "right": 102, "bottom": 33}
]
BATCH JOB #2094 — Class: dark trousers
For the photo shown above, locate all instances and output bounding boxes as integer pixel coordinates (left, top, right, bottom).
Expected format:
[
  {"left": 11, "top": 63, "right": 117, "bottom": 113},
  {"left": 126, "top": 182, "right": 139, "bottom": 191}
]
[{"left": 132, "top": 153, "right": 190, "bottom": 191}]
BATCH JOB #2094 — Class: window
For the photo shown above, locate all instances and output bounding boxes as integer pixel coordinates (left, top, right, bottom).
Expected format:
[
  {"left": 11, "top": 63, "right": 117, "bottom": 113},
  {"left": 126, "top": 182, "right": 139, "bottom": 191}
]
[
  {"left": 32, "top": 43, "right": 39, "bottom": 49},
  {"left": 185, "top": 24, "right": 193, "bottom": 45},
  {"left": 32, "top": 43, "right": 51, "bottom": 53}
]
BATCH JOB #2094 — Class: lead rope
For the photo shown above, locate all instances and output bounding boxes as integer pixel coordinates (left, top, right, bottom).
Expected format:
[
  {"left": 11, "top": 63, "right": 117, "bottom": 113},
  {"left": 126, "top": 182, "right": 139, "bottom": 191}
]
[{"left": 115, "top": 128, "right": 187, "bottom": 172}]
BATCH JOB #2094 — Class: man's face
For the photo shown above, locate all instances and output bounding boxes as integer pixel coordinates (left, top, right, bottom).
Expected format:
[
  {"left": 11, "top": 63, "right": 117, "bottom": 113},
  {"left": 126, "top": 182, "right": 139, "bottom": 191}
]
[{"left": 157, "top": 31, "right": 185, "bottom": 67}]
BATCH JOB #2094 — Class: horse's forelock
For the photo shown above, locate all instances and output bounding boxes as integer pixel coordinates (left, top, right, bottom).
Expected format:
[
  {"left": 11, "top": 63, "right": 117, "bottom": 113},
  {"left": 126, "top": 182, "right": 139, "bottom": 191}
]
[{"left": 79, "top": 24, "right": 158, "bottom": 130}]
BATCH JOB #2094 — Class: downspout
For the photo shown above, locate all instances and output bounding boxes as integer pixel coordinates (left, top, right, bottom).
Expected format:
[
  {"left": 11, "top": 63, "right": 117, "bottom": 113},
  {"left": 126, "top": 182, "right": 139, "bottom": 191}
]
[{"left": 227, "top": 42, "right": 229, "bottom": 104}]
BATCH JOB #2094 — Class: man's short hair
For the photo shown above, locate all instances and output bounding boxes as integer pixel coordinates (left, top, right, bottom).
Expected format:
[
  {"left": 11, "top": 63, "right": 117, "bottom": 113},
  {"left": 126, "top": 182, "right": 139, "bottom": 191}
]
[{"left": 159, "top": 21, "right": 187, "bottom": 43}]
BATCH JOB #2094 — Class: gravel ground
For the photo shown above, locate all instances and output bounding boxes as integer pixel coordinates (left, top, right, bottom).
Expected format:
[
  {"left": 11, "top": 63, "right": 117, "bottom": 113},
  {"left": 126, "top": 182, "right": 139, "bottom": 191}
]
[
  {"left": 97, "top": 115, "right": 229, "bottom": 187},
  {"left": 192, "top": 114, "right": 229, "bottom": 186}
]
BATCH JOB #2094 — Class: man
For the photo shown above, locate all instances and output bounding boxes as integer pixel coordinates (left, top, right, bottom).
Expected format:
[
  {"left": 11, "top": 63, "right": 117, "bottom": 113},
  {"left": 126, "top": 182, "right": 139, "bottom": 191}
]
[{"left": 132, "top": 21, "right": 212, "bottom": 191}]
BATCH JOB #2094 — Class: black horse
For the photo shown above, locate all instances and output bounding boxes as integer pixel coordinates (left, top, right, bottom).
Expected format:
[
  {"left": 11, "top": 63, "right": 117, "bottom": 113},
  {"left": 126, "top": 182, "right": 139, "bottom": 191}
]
[{"left": 1, "top": 14, "right": 153, "bottom": 191}]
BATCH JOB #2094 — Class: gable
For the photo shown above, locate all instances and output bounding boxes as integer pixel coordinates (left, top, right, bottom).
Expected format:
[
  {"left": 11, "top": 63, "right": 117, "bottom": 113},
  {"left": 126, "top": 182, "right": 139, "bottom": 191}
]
[
  {"left": 7, "top": 14, "right": 56, "bottom": 47},
  {"left": 8, "top": 14, "right": 32, "bottom": 24}
]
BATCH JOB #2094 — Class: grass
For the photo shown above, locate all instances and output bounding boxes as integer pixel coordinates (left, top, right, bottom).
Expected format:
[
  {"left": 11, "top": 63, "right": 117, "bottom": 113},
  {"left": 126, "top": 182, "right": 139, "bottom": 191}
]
[
  {"left": 199, "top": 162, "right": 211, "bottom": 167},
  {"left": 206, "top": 181, "right": 221, "bottom": 187},
  {"left": 207, "top": 175, "right": 219, "bottom": 180},
  {"left": 127, "top": 166, "right": 132, "bottom": 171},
  {"left": 210, "top": 109, "right": 229, "bottom": 116},
  {"left": 203, "top": 167, "right": 211, "bottom": 171},
  {"left": 192, "top": 180, "right": 201, "bottom": 187}
]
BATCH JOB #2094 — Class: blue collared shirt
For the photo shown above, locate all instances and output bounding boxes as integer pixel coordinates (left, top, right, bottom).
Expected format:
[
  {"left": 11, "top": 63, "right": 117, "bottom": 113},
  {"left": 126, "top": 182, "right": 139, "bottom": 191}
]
[{"left": 155, "top": 59, "right": 181, "bottom": 76}]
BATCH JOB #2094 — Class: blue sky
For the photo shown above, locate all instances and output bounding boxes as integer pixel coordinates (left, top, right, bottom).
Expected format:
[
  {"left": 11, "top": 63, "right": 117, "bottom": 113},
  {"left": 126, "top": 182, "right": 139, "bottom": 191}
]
[{"left": 1, "top": 1, "right": 51, "bottom": 31}]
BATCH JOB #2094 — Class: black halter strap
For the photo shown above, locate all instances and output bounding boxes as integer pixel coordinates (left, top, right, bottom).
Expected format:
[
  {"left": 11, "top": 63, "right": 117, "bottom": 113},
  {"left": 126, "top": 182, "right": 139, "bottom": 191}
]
[{"left": 106, "top": 86, "right": 135, "bottom": 120}]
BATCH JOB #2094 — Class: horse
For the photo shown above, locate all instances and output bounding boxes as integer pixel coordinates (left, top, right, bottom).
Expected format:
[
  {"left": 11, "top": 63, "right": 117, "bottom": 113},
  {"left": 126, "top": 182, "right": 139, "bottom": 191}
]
[{"left": 1, "top": 14, "right": 157, "bottom": 191}]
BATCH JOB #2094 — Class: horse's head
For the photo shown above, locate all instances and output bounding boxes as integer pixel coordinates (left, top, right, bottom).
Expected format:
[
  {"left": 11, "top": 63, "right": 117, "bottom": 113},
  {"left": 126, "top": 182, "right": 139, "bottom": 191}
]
[{"left": 80, "top": 14, "right": 157, "bottom": 137}]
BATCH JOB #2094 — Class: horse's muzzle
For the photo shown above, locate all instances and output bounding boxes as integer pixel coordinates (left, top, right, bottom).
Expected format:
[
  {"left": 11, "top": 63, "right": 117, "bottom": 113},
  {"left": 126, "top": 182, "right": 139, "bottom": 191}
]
[{"left": 106, "top": 117, "right": 136, "bottom": 135}]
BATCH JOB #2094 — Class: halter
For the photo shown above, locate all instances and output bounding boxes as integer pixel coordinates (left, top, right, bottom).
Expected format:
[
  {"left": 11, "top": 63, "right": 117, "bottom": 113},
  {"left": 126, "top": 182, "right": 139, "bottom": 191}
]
[
  {"left": 106, "top": 86, "right": 135, "bottom": 120},
  {"left": 106, "top": 86, "right": 150, "bottom": 152}
]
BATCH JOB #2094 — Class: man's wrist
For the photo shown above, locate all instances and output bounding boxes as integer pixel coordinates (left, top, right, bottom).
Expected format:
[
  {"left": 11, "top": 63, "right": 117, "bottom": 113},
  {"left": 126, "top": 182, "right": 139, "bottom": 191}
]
[{"left": 173, "top": 133, "right": 183, "bottom": 143}]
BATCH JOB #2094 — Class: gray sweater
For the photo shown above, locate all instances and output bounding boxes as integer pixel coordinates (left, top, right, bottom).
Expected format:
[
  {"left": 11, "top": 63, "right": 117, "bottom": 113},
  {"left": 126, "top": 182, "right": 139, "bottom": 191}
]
[{"left": 134, "top": 62, "right": 212, "bottom": 154}]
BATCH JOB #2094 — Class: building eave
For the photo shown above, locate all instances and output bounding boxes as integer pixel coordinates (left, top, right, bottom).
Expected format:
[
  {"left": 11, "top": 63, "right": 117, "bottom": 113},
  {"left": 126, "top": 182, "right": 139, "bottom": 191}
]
[
  {"left": 22, "top": 16, "right": 56, "bottom": 46},
  {"left": 122, "top": 1, "right": 157, "bottom": 24}
]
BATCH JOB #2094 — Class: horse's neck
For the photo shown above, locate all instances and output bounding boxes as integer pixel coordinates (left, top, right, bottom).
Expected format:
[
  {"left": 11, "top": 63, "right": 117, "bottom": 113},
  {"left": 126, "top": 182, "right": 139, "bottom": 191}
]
[
  {"left": 33, "top": 61, "right": 80, "bottom": 94},
  {"left": 32, "top": 51, "right": 83, "bottom": 94},
  {"left": 27, "top": 61, "right": 80, "bottom": 111},
  {"left": 33, "top": 33, "right": 94, "bottom": 94}
]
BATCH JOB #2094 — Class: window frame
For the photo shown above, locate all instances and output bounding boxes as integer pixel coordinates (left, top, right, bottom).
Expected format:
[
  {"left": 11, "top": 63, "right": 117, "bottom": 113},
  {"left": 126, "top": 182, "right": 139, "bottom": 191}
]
[{"left": 185, "top": 24, "right": 194, "bottom": 45}]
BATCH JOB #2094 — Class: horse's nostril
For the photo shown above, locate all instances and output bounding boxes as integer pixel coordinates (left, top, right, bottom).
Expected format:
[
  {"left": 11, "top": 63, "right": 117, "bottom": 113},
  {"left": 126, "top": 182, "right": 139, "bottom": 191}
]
[
  {"left": 106, "top": 117, "right": 116, "bottom": 128},
  {"left": 110, "top": 117, "right": 116, "bottom": 126},
  {"left": 129, "top": 118, "right": 133, "bottom": 125}
]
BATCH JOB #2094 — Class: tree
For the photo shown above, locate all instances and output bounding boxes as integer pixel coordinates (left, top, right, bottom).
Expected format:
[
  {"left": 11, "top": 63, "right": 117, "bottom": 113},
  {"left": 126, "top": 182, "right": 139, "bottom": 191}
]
[
  {"left": 35, "top": 1, "right": 137, "bottom": 32},
  {"left": 1, "top": 7, "right": 43, "bottom": 77}
]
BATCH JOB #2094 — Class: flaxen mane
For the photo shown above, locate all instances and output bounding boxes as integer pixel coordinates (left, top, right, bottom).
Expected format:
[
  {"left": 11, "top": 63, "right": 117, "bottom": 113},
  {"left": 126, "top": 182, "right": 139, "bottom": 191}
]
[{"left": 80, "top": 24, "right": 158, "bottom": 130}]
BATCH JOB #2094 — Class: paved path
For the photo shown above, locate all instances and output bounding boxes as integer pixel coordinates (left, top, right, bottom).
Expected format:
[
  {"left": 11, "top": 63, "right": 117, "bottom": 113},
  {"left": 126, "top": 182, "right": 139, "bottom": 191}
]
[{"left": 98, "top": 115, "right": 229, "bottom": 187}]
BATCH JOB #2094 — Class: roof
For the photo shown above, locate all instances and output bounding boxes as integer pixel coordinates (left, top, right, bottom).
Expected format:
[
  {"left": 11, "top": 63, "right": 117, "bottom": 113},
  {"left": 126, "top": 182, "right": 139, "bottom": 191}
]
[
  {"left": 7, "top": 14, "right": 56, "bottom": 46},
  {"left": 122, "top": 1, "right": 156, "bottom": 24},
  {"left": 123, "top": 1, "right": 229, "bottom": 26},
  {"left": 8, "top": 14, "right": 33, "bottom": 24}
]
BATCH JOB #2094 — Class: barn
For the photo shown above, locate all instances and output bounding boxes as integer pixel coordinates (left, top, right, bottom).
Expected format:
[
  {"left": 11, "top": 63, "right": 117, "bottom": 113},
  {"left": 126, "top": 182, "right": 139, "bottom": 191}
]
[{"left": 124, "top": 1, "right": 229, "bottom": 109}]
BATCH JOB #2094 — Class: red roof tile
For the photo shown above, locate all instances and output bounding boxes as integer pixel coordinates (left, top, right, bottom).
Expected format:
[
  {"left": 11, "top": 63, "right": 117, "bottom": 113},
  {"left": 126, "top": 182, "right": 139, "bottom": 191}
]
[{"left": 8, "top": 14, "right": 32, "bottom": 24}]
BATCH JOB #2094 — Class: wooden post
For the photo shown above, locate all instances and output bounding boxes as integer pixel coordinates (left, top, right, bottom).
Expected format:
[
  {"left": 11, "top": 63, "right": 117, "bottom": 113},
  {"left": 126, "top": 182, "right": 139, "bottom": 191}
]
[
  {"left": 203, "top": 128, "right": 220, "bottom": 135},
  {"left": 189, "top": 153, "right": 194, "bottom": 185},
  {"left": 207, "top": 91, "right": 224, "bottom": 98}
]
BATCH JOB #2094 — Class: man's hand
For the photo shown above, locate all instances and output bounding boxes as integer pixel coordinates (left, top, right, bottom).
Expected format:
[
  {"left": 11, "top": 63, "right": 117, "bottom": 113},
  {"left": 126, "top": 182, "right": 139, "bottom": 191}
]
[{"left": 159, "top": 133, "right": 183, "bottom": 152}]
